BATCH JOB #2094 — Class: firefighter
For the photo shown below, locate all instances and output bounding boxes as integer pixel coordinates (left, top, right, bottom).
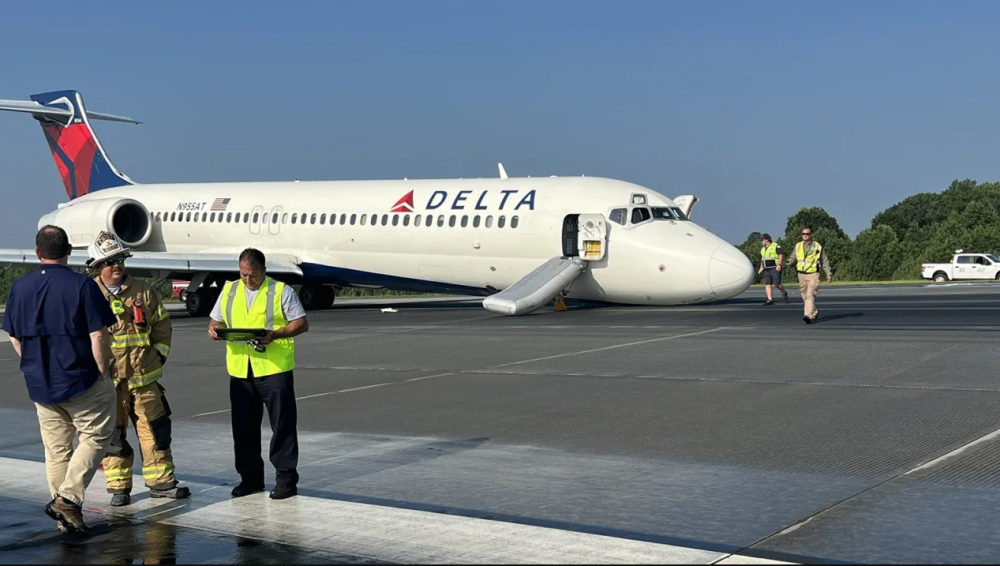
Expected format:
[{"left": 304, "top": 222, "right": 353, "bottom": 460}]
[{"left": 86, "top": 231, "right": 191, "bottom": 506}]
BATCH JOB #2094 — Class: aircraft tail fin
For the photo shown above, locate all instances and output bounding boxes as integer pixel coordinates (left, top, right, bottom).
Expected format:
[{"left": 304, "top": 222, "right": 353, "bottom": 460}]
[{"left": 0, "top": 90, "right": 140, "bottom": 199}]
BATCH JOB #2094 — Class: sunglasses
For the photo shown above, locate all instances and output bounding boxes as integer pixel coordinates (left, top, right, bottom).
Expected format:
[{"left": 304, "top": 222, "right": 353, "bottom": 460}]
[
  {"left": 802, "top": 232, "right": 812, "bottom": 236},
  {"left": 101, "top": 257, "right": 127, "bottom": 268}
]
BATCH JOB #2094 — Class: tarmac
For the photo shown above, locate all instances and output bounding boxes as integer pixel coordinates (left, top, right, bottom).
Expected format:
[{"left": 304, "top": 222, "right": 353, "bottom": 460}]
[{"left": 2, "top": 282, "right": 1000, "bottom": 563}]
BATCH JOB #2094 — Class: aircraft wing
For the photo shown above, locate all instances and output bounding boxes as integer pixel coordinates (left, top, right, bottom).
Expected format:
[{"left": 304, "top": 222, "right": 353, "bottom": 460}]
[{"left": 0, "top": 249, "right": 303, "bottom": 279}]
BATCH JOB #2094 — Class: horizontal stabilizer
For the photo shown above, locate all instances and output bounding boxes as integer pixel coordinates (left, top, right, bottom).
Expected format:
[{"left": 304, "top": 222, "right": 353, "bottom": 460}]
[
  {"left": 0, "top": 249, "right": 303, "bottom": 279},
  {"left": 0, "top": 99, "right": 141, "bottom": 124},
  {"left": 482, "top": 256, "right": 587, "bottom": 316}
]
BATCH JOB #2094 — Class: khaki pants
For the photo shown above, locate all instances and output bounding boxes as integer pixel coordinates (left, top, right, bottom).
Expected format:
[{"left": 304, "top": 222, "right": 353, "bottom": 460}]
[
  {"left": 102, "top": 380, "right": 177, "bottom": 493},
  {"left": 798, "top": 272, "right": 821, "bottom": 318},
  {"left": 34, "top": 376, "right": 117, "bottom": 507}
]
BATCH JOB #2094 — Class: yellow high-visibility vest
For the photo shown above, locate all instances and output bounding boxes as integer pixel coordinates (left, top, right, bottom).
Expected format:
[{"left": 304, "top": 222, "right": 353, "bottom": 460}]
[
  {"left": 219, "top": 277, "right": 295, "bottom": 378},
  {"left": 795, "top": 241, "right": 823, "bottom": 274},
  {"left": 761, "top": 243, "right": 779, "bottom": 267}
]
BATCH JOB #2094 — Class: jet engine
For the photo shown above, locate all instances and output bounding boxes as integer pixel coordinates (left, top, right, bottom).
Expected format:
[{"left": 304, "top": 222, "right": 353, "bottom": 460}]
[{"left": 37, "top": 197, "right": 152, "bottom": 249}]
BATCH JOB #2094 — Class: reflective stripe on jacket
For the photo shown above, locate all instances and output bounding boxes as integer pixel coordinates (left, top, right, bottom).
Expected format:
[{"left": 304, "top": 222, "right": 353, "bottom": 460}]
[{"left": 97, "top": 275, "right": 172, "bottom": 389}]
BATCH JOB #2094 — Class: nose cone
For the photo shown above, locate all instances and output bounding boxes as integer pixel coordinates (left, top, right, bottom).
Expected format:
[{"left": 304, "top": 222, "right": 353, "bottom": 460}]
[{"left": 709, "top": 244, "right": 754, "bottom": 299}]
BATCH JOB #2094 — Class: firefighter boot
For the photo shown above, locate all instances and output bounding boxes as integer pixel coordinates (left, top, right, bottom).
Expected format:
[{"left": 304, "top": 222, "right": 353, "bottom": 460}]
[
  {"left": 110, "top": 492, "right": 131, "bottom": 507},
  {"left": 150, "top": 484, "right": 191, "bottom": 500}
]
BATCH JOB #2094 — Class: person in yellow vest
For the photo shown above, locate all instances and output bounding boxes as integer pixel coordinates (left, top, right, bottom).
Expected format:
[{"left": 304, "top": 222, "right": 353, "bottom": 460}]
[
  {"left": 85, "top": 231, "right": 191, "bottom": 506},
  {"left": 757, "top": 233, "right": 788, "bottom": 305},
  {"left": 207, "top": 248, "right": 310, "bottom": 500},
  {"left": 785, "top": 226, "right": 833, "bottom": 323}
]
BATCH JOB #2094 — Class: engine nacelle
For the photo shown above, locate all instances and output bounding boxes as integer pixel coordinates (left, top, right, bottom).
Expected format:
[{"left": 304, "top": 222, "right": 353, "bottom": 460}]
[{"left": 38, "top": 197, "right": 152, "bottom": 249}]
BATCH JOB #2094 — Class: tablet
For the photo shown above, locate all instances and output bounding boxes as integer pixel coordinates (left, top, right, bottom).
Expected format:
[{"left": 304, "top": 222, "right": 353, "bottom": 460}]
[{"left": 215, "top": 328, "right": 268, "bottom": 341}]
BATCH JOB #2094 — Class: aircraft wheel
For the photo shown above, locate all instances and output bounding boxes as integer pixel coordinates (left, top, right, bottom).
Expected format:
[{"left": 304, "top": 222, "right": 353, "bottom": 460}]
[
  {"left": 316, "top": 286, "right": 335, "bottom": 309},
  {"left": 298, "top": 284, "right": 323, "bottom": 311},
  {"left": 186, "top": 288, "right": 215, "bottom": 317}
]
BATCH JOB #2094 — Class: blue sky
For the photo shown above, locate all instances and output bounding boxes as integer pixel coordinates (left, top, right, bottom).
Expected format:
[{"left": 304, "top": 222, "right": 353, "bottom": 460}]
[{"left": 1, "top": 0, "right": 999, "bottom": 247}]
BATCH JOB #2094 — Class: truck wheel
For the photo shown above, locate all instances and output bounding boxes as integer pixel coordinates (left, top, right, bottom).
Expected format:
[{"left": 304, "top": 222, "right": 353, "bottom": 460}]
[{"left": 934, "top": 273, "right": 948, "bottom": 283}]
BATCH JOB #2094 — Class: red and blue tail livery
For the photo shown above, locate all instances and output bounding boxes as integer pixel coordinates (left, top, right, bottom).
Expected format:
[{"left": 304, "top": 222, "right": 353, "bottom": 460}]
[{"left": 0, "top": 90, "right": 140, "bottom": 200}]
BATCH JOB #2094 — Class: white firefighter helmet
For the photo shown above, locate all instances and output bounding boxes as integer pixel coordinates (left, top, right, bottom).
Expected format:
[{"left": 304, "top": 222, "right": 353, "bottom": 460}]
[{"left": 86, "top": 231, "right": 132, "bottom": 270}]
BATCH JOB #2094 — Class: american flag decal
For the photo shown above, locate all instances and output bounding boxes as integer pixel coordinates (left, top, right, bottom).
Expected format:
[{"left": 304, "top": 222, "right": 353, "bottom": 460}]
[{"left": 210, "top": 198, "right": 231, "bottom": 211}]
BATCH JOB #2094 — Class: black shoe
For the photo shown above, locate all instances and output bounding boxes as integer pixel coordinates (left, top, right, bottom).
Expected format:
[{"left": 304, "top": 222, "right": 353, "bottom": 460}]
[
  {"left": 231, "top": 482, "right": 265, "bottom": 498},
  {"left": 110, "top": 492, "right": 131, "bottom": 507},
  {"left": 269, "top": 485, "right": 297, "bottom": 500},
  {"left": 150, "top": 485, "right": 191, "bottom": 499},
  {"left": 782, "top": 291, "right": 789, "bottom": 303},
  {"left": 803, "top": 316, "right": 812, "bottom": 324},
  {"left": 763, "top": 300, "right": 773, "bottom": 305}
]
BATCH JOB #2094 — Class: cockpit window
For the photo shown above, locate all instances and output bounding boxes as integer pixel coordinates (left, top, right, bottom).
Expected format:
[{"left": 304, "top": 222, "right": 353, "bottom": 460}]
[
  {"left": 670, "top": 207, "right": 689, "bottom": 220},
  {"left": 609, "top": 208, "right": 627, "bottom": 225},
  {"left": 651, "top": 207, "right": 676, "bottom": 220},
  {"left": 631, "top": 207, "right": 652, "bottom": 224}
]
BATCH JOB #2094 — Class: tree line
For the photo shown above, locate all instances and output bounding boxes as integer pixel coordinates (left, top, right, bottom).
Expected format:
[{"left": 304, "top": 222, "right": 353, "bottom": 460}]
[{"left": 736, "top": 179, "right": 1000, "bottom": 283}]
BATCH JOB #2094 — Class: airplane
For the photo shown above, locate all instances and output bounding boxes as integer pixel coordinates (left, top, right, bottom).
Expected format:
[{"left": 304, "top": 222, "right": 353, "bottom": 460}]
[{"left": 0, "top": 90, "right": 755, "bottom": 317}]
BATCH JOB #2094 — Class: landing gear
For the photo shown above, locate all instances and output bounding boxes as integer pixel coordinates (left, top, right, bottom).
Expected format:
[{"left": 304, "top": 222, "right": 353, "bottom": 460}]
[
  {"left": 186, "top": 286, "right": 220, "bottom": 317},
  {"left": 298, "top": 284, "right": 335, "bottom": 311}
]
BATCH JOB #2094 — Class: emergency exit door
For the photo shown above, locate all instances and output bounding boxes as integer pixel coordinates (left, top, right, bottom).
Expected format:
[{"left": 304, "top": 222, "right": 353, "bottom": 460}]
[{"left": 562, "top": 214, "right": 579, "bottom": 257}]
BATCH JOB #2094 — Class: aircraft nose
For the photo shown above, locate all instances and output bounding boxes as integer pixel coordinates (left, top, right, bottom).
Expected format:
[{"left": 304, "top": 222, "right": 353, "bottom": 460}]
[{"left": 709, "top": 244, "right": 754, "bottom": 299}]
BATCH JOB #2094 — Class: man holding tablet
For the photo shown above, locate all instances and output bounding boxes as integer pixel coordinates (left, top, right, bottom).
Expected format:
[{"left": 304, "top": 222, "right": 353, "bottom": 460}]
[{"left": 207, "top": 248, "right": 310, "bottom": 500}]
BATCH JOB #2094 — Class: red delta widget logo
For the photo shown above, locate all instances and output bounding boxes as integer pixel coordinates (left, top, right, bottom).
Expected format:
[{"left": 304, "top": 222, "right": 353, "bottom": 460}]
[{"left": 390, "top": 189, "right": 536, "bottom": 213}]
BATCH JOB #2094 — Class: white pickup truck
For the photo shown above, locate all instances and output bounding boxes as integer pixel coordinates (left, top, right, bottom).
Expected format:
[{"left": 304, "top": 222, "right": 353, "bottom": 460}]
[{"left": 921, "top": 251, "right": 1000, "bottom": 282}]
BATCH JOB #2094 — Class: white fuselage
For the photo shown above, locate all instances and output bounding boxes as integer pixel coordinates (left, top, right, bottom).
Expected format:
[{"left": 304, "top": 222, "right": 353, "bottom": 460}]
[{"left": 42, "top": 175, "right": 755, "bottom": 305}]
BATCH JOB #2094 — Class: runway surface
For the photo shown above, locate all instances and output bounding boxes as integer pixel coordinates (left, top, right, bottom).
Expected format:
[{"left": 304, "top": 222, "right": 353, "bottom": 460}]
[{"left": 2, "top": 282, "right": 1000, "bottom": 563}]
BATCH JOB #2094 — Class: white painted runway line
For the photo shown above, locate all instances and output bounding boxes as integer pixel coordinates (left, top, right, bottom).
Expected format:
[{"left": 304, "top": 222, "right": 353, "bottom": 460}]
[{"left": 0, "top": 455, "right": 745, "bottom": 564}]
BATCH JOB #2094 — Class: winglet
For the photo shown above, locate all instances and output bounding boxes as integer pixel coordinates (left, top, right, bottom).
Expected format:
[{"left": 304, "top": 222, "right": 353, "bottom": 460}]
[{"left": 498, "top": 163, "right": 508, "bottom": 180}]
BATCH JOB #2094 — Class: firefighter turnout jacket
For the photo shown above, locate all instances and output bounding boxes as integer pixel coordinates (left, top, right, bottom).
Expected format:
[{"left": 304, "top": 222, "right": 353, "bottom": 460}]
[{"left": 97, "top": 275, "right": 172, "bottom": 389}]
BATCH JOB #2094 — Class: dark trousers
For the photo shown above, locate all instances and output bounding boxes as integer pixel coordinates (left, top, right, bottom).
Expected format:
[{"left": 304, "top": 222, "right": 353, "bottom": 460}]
[{"left": 229, "top": 365, "right": 299, "bottom": 488}]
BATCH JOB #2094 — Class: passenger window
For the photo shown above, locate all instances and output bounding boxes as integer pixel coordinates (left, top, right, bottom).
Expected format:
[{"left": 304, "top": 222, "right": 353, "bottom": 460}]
[
  {"left": 291, "top": 213, "right": 298, "bottom": 224},
  {"left": 473, "top": 215, "right": 481, "bottom": 228},
  {"left": 381, "top": 215, "right": 388, "bottom": 226},
  {"left": 186, "top": 212, "right": 192, "bottom": 222},
  {"left": 415, "top": 214, "right": 422, "bottom": 227},
  {"left": 957, "top": 256, "right": 973, "bottom": 264},
  {"left": 511, "top": 216, "right": 519, "bottom": 228},
  {"left": 311, "top": 214, "right": 317, "bottom": 224},
  {"left": 403, "top": 215, "right": 410, "bottom": 226},
  {"left": 340, "top": 214, "right": 347, "bottom": 225},
  {"left": 262, "top": 214, "right": 269, "bottom": 225},
  {"left": 449, "top": 215, "right": 457, "bottom": 227},
  {"left": 194, "top": 213, "right": 200, "bottom": 223},
  {"left": 461, "top": 215, "right": 468, "bottom": 228},
  {"left": 437, "top": 215, "right": 445, "bottom": 227},
  {"left": 252, "top": 213, "right": 259, "bottom": 223},
  {"left": 392, "top": 215, "right": 399, "bottom": 226},
  {"left": 486, "top": 215, "right": 494, "bottom": 228},
  {"left": 319, "top": 214, "right": 325, "bottom": 225},
  {"left": 202, "top": 213, "right": 208, "bottom": 222},
  {"left": 498, "top": 215, "right": 506, "bottom": 228},
  {"left": 155, "top": 212, "right": 161, "bottom": 222},
  {"left": 361, "top": 214, "right": 367, "bottom": 226},
  {"left": 350, "top": 214, "right": 357, "bottom": 225},
  {"left": 631, "top": 207, "right": 651, "bottom": 224}
]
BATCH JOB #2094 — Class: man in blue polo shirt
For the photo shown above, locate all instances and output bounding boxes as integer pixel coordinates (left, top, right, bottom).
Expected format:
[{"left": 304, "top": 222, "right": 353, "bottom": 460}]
[{"left": 3, "top": 225, "right": 119, "bottom": 535}]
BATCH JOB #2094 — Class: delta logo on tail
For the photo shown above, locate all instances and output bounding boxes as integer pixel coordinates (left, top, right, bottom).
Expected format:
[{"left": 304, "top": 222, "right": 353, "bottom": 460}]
[{"left": 389, "top": 189, "right": 537, "bottom": 212}]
